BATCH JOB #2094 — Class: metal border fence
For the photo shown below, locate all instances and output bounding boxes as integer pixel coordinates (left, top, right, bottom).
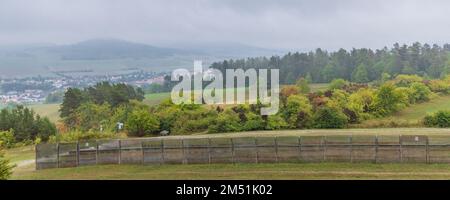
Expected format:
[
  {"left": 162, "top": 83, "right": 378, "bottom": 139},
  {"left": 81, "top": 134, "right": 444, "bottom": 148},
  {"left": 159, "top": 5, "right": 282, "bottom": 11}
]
[{"left": 35, "top": 135, "right": 450, "bottom": 170}]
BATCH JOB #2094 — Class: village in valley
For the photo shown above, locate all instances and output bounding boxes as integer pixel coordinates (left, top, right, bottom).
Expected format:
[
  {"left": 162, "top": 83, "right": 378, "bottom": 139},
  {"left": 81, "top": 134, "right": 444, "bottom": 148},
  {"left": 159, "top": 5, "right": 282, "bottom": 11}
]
[{"left": 0, "top": 70, "right": 165, "bottom": 105}]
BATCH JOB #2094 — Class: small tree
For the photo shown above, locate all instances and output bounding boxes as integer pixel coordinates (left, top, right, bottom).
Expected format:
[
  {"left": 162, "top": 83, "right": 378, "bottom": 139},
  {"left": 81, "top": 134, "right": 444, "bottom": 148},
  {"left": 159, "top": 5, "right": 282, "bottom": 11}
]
[
  {"left": 295, "top": 78, "right": 310, "bottom": 93},
  {"left": 126, "top": 109, "right": 160, "bottom": 137},
  {"left": 328, "top": 79, "right": 348, "bottom": 90},
  {"left": 0, "top": 150, "right": 14, "bottom": 180},
  {"left": 352, "top": 63, "right": 370, "bottom": 83},
  {"left": 424, "top": 110, "right": 450, "bottom": 128},
  {"left": 312, "top": 106, "right": 348, "bottom": 128}
]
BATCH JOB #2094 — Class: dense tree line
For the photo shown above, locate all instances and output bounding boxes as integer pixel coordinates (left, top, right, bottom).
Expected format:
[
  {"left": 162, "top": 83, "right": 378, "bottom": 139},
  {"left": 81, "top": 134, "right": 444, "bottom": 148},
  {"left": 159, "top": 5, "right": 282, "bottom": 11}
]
[
  {"left": 60, "top": 82, "right": 145, "bottom": 131},
  {"left": 0, "top": 105, "right": 56, "bottom": 144},
  {"left": 58, "top": 74, "right": 450, "bottom": 138},
  {"left": 208, "top": 43, "right": 450, "bottom": 84}
]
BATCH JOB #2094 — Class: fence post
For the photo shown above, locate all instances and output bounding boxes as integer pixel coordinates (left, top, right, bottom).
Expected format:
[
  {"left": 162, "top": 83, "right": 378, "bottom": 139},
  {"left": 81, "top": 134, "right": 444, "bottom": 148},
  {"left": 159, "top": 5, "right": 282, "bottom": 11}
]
[
  {"left": 349, "top": 135, "right": 353, "bottom": 163},
  {"left": 141, "top": 140, "right": 145, "bottom": 165},
  {"left": 76, "top": 141, "right": 80, "bottom": 167},
  {"left": 35, "top": 144, "right": 38, "bottom": 170},
  {"left": 118, "top": 140, "right": 122, "bottom": 165},
  {"left": 181, "top": 139, "right": 186, "bottom": 164},
  {"left": 399, "top": 135, "right": 403, "bottom": 163},
  {"left": 95, "top": 140, "right": 99, "bottom": 165},
  {"left": 231, "top": 138, "right": 235, "bottom": 164},
  {"left": 323, "top": 136, "right": 327, "bottom": 162},
  {"left": 161, "top": 139, "right": 165, "bottom": 164},
  {"left": 426, "top": 137, "right": 429, "bottom": 164},
  {"left": 374, "top": 135, "right": 378, "bottom": 163},
  {"left": 274, "top": 137, "right": 279, "bottom": 163},
  {"left": 298, "top": 136, "right": 302, "bottom": 162},
  {"left": 254, "top": 137, "right": 259, "bottom": 164},
  {"left": 208, "top": 138, "right": 212, "bottom": 164},
  {"left": 56, "top": 143, "right": 60, "bottom": 168}
]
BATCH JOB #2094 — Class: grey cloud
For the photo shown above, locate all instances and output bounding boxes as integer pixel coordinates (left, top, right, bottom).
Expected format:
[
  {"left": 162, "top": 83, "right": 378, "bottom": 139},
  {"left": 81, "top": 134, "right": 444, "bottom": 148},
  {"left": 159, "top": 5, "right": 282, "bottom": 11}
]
[{"left": 1, "top": 0, "right": 450, "bottom": 51}]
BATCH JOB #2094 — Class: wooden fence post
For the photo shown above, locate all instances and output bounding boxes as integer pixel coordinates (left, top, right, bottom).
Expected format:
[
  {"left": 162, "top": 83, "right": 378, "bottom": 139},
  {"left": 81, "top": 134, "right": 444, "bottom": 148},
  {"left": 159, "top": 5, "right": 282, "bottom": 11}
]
[
  {"left": 298, "top": 136, "right": 302, "bottom": 162},
  {"left": 35, "top": 144, "right": 38, "bottom": 170},
  {"left": 374, "top": 135, "right": 378, "bottom": 163},
  {"left": 349, "top": 135, "right": 353, "bottom": 163},
  {"left": 231, "top": 138, "right": 235, "bottom": 164},
  {"left": 76, "top": 141, "right": 80, "bottom": 167},
  {"left": 141, "top": 140, "right": 145, "bottom": 165},
  {"left": 274, "top": 137, "right": 279, "bottom": 163},
  {"left": 399, "top": 135, "right": 403, "bottom": 163},
  {"left": 56, "top": 143, "right": 60, "bottom": 168},
  {"left": 426, "top": 137, "right": 429, "bottom": 164},
  {"left": 254, "top": 137, "right": 259, "bottom": 164},
  {"left": 118, "top": 140, "right": 122, "bottom": 165},
  {"left": 95, "top": 140, "right": 99, "bottom": 165},
  {"left": 161, "top": 139, "right": 165, "bottom": 164},
  {"left": 208, "top": 138, "right": 212, "bottom": 164},
  {"left": 323, "top": 136, "right": 327, "bottom": 162},
  {"left": 181, "top": 139, "right": 186, "bottom": 164}
]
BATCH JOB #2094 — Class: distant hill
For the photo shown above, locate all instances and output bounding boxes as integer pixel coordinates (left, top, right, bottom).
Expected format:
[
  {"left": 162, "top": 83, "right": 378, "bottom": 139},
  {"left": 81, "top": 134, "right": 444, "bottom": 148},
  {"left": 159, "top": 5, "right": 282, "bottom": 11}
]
[
  {"left": 0, "top": 39, "right": 283, "bottom": 78},
  {"left": 43, "top": 39, "right": 187, "bottom": 60}
]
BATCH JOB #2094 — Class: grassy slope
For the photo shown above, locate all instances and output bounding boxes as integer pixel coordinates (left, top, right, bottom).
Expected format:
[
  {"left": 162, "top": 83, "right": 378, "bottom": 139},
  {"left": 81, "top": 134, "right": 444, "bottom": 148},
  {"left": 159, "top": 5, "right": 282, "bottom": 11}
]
[
  {"left": 357, "top": 95, "right": 450, "bottom": 127},
  {"left": 12, "top": 163, "right": 450, "bottom": 180},
  {"left": 28, "top": 103, "right": 60, "bottom": 123}
]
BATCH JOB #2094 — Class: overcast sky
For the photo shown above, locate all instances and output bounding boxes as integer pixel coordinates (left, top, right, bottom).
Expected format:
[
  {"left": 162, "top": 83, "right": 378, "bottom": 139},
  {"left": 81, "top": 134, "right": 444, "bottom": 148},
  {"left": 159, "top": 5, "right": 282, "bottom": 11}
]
[{"left": 1, "top": 0, "right": 450, "bottom": 51}]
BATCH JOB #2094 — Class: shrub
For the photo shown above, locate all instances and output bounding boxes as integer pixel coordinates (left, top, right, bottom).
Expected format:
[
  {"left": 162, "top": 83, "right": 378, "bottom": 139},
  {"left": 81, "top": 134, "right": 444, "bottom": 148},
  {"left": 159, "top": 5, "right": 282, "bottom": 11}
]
[
  {"left": 126, "top": 109, "right": 160, "bottom": 137},
  {"left": 265, "top": 115, "right": 289, "bottom": 130},
  {"left": 391, "top": 74, "right": 423, "bottom": 87},
  {"left": 427, "top": 79, "right": 450, "bottom": 94},
  {"left": 329, "top": 79, "right": 348, "bottom": 90},
  {"left": 283, "top": 95, "right": 313, "bottom": 129},
  {"left": 48, "top": 130, "right": 120, "bottom": 143},
  {"left": 372, "top": 83, "right": 408, "bottom": 116},
  {"left": 295, "top": 78, "right": 310, "bottom": 93},
  {"left": 409, "top": 82, "right": 432, "bottom": 103},
  {"left": 0, "top": 129, "right": 14, "bottom": 148},
  {"left": 0, "top": 150, "right": 14, "bottom": 180},
  {"left": 208, "top": 109, "right": 242, "bottom": 133},
  {"left": 312, "top": 106, "right": 348, "bottom": 128},
  {"left": 424, "top": 110, "right": 450, "bottom": 127},
  {"left": 243, "top": 113, "right": 265, "bottom": 131}
]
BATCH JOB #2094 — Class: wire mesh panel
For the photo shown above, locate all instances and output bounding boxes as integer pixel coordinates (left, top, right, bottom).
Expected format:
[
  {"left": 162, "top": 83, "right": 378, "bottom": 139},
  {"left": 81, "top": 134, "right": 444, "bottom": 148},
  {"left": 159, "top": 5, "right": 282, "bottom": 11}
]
[
  {"left": 78, "top": 140, "right": 97, "bottom": 166},
  {"left": 162, "top": 139, "right": 183, "bottom": 164},
  {"left": 58, "top": 142, "right": 78, "bottom": 168},
  {"left": 233, "top": 137, "right": 257, "bottom": 163},
  {"left": 121, "top": 139, "right": 143, "bottom": 164},
  {"left": 401, "top": 135, "right": 427, "bottom": 163},
  {"left": 428, "top": 136, "right": 450, "bottom": 163},
  {"left": 376, "top": 135, "right": 401, "bottom": 163},
  {"left": 36, "top": 143, "right": 58, "bottom": 170},
  {"left": 255, "top": 137, "right": 276, "bottom": 163},
  {"left": 324, "top": 136, "right": 351, "bottom": 162},
  {"left": 276, "top": 136, "right": 300, "bottom": 163},
  {"left": 209, "top": 137, "right": 233, "bottom": 163},
  {"left": 97, "top": 140, "right": 120, "bottom": 164},
  {"left": 300, "top": 136, "right": 325, "bottom": 162},
  {"left": 184, "top": 138, "right": 209, "bottom": 164},
  {"left": 37, "top": 134, "right": 450, "bottom": 170},
  {"left": 351, "top": 135, "right": 376, "bottom": 162},
  {"left": 142, "top": 139, "right": 163, "bottom": 164}
]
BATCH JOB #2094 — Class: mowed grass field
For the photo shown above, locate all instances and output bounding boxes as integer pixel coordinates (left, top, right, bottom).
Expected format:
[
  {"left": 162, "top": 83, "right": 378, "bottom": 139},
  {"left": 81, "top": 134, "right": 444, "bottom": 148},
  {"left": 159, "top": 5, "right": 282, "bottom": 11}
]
[{"left": 12, "top": 163, "right": 450, "bottom": 180}]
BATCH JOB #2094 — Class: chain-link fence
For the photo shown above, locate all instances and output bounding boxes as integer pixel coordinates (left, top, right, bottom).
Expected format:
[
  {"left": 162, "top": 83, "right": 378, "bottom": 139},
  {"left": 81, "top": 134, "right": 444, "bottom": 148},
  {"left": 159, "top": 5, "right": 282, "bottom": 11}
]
[{"left": 35, "top": 135, "right": 449, "bottom": 170}]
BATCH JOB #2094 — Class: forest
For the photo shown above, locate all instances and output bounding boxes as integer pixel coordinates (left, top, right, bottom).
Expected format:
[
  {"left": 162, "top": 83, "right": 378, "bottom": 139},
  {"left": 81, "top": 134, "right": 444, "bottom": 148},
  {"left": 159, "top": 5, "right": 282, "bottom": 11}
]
[{"left": 209, "top": 43, "right": 450, "bottom": 84}]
